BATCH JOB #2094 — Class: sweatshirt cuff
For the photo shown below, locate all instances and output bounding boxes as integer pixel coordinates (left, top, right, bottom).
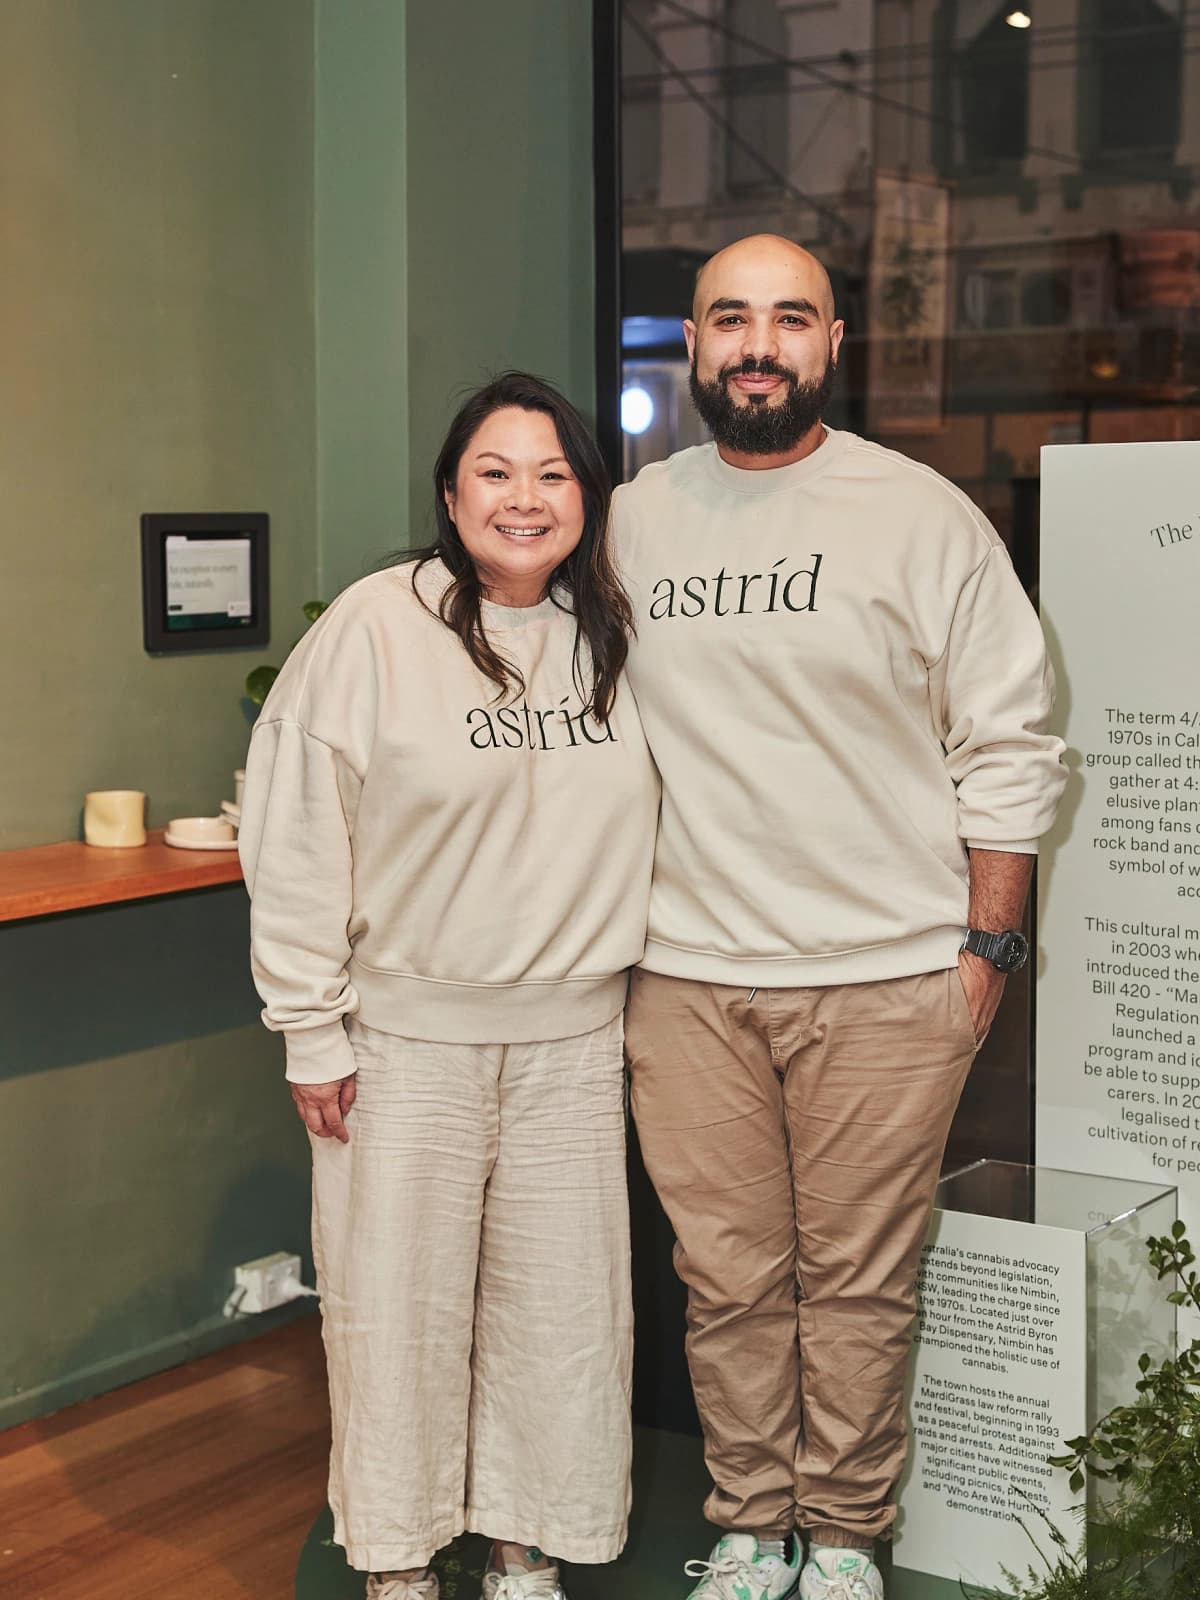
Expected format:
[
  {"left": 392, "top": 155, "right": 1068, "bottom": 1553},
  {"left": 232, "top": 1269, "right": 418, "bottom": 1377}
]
[
  {"left": 281, "top": 1020, "right": 358, "bottom": 1084},
  {"left": 965, "top": 838, "right": 1039, "bottom": 855}
]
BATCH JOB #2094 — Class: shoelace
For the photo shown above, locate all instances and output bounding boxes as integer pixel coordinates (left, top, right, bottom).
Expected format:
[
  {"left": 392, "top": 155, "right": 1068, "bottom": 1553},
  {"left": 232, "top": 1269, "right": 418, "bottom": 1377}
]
[
  {"left": 487, "top": 1572, "right": 565, "bottom": 1600},
  {"left": 817, "top": 1570, "right": 874, "bottom": 1600},
  {"left": 371, "top": 1579, "right": 438, "bottom": 1600},
  {"left": 683, "top": 1552, "right": 759, "bottom": 1599}
]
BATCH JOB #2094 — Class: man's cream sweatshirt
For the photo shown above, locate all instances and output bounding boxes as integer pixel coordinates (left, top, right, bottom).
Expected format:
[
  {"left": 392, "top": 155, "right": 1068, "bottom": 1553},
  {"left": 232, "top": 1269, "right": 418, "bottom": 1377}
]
[
  {"left": 611, "top": 428, "right": 1067, "bottom": 988},
  {"left": 239, "top": 559, "right": 660, "bottom": 1082}
]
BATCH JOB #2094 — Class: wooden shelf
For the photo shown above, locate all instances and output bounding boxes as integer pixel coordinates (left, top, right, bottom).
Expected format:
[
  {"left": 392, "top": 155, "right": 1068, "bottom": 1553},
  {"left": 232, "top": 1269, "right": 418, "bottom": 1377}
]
[{"left": 0, "top": 828, "right": 243, "bottom": 923}]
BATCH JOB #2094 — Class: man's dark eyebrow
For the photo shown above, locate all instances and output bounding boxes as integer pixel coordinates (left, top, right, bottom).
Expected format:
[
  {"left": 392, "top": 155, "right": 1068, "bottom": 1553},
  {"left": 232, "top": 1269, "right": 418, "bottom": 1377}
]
[{"left": 705, "top": 297, "right": 821, "bottom": 318}]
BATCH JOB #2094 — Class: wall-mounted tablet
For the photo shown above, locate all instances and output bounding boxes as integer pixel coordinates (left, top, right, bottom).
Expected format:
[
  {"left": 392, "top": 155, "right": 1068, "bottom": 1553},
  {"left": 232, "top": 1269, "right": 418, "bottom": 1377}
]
[{"left": 141, "top": 513, "right": 269, "bottom": 654}]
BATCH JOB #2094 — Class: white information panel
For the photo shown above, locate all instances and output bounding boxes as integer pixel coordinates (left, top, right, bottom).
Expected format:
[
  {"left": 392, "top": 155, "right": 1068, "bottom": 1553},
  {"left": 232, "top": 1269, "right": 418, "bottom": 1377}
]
[
  {"left": 896, "top": 1209, "right": 1087, "bottom": 1588},
  {"left": 1037, "top": 441, "right": 1200, "bottom": 1328}
]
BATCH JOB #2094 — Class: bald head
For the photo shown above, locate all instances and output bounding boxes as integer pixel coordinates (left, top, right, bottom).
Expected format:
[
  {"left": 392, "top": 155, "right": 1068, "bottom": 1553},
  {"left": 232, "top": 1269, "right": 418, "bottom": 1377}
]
[{"left": 693, "top": 234, "right": 836, "bottom": 326}]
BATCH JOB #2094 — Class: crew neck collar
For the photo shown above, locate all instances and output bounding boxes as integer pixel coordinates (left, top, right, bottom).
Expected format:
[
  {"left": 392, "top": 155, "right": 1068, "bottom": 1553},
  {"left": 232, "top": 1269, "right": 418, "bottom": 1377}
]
[
  {"left": 480, "top": 591, "right": 562, "bottom": 629},
  {"left": 704, "top": 426, "right": 846, "bottom": 494},
  {"left": 412, "top": 558, "right": 565, "bottom": 628}
]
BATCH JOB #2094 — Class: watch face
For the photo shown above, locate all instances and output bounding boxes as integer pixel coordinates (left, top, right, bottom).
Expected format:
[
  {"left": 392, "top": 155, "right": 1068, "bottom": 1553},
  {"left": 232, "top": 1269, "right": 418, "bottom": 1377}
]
[{"left": 996, "top": 931, "right": 1030, "bottom": 973}]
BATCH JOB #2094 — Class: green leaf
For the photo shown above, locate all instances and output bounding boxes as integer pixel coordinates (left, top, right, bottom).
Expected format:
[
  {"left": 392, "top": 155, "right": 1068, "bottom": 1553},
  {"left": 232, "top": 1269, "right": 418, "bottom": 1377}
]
[
  {"left": 303, "top": 599, "right": 328, "bottom": 623},
  {"left": 244, "top": 664, "right": 279, "bottom": 706},
  {"left": 1069, "top": 1469, "right": 1085, "bottom": 1495}
]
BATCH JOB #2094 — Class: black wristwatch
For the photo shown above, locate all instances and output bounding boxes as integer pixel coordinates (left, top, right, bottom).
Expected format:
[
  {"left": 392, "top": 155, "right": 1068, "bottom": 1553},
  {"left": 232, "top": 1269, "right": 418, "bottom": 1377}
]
[{"left": 961, "top": 928, "right": 1029, "bottom": 974}]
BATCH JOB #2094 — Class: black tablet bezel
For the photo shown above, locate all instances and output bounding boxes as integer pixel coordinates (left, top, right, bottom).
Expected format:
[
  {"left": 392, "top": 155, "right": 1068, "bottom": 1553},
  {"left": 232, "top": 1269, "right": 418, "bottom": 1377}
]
[{"left": 140, "top": 513, "right": 270, "bottom": 655}]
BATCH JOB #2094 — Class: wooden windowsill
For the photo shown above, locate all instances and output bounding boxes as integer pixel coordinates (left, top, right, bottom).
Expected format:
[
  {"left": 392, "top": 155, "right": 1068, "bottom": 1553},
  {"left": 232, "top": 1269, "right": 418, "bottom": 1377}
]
[{"left": 0, "top": 829, "right": 244, "bottom": 923}]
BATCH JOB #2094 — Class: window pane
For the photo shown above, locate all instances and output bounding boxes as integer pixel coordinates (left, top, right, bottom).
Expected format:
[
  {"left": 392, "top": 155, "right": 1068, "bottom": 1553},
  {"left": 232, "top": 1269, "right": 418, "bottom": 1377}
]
[{"left": 616, "top": 0, "right": 1200, "bottom": 1169}]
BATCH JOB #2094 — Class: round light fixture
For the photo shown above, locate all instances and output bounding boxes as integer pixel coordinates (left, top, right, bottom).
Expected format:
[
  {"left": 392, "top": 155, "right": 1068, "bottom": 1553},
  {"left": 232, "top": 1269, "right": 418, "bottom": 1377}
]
[
  {"left": 1005, "top": 8, "right": 1032, "bottom": 26},
  {"left": 621, "top": 385, "right": 655, "bottom": 436}
]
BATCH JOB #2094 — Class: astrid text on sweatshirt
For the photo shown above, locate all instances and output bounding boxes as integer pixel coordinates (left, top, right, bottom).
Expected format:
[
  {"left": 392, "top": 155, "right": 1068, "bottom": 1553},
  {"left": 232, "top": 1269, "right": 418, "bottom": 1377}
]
[
  {"left": 239, "top": 559, "right": 660, "bottom": 1083},
  {"left": 611, "top": 428, "right": 1067, "bottom": 988}
]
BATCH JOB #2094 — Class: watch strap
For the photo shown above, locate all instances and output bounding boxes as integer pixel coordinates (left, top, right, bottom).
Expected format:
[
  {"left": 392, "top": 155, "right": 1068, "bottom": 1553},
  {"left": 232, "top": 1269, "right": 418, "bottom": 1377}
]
[{"left": 963, "top": 928, "right": 1005, "bottom": 964}]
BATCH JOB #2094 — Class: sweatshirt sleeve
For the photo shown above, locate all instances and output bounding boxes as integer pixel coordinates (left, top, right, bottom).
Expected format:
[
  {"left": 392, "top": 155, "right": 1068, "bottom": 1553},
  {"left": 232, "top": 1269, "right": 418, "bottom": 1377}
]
[
  {"left": 238, "top": 716, "right": 361, "bottom": 1084},
  {"left": 931, "top": 544, "right": 1067, "bottom": 852}
]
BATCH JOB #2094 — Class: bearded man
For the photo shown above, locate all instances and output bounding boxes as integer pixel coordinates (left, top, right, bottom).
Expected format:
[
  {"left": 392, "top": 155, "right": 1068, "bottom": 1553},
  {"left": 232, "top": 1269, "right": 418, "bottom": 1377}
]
[{"left": 612, "top": 234, "right": 1067, "bottom": 1600}]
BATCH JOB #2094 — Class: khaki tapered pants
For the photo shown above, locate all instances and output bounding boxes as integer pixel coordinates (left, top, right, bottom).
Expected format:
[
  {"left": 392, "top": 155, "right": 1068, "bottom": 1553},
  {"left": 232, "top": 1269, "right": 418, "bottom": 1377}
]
[
  {"left": 312, "top": 1015, "right": 633, "bottom": 1573},
  {"left": 625, "top": 967, "right": 978, "bottom": 1548}
]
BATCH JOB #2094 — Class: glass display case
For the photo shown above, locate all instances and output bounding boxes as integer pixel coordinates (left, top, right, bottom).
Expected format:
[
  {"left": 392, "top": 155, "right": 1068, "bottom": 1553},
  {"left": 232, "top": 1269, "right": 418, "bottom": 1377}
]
[{"left": 890, "top": 1160, "right": 1177, "bottom": 1598}]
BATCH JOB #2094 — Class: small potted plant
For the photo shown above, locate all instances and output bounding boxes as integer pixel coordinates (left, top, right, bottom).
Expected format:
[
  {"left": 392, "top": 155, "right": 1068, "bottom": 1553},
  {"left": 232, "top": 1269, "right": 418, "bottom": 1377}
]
[{"left": 244, "top": 599, "right": 328, "bottom": 709}]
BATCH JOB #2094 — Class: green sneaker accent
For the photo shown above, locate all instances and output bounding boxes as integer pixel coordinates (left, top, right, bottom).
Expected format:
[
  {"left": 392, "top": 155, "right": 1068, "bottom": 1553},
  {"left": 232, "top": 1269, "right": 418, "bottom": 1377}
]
[
  {"left": 686, "top": 1531, "right": 801, "bottom": 1600},
  {"left": 803, "top": 1546, "right": 881, "bottom": 1600}
]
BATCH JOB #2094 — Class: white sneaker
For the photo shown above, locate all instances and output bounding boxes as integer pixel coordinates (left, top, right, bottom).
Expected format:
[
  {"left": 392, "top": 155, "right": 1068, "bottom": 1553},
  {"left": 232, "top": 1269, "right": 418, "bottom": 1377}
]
[
  {"left": 684, "top": 1532, "right": 801, "bottom": 1599},
  {"left": 481, "top": 1567, "right": 567, "bottom": 1600},
  {"left": 798, "top": 1548, "right": 883, "bottom": 1600},
  {"left": 366, "top": 1575, "right": 439, "bottom": 1600}
]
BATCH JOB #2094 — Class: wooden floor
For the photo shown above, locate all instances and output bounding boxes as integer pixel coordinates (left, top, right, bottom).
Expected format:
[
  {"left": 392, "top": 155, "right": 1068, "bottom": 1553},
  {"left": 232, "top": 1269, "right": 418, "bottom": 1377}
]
[{"left": 0, "top": 1317, "right": 329, "bottom": 1599}]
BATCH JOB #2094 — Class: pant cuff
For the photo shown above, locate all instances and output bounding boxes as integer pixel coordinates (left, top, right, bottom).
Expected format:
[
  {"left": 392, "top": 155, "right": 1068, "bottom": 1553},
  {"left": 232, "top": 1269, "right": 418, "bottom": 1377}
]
[
  {"left": 465, "top": 1506, "right": 627, "bottom": 1565},
  {"left": 804, "top": 1525, "right": 875, "bottom": 1550},
  {"left": 338, "top": 1515, "right": 466, "bottom": 1573}
]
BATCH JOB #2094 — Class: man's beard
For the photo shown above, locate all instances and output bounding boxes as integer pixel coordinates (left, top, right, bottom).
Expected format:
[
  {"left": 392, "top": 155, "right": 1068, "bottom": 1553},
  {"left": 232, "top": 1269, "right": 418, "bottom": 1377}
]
[{"left": 688, "top": 353, "right": 837, "bottom": 455}]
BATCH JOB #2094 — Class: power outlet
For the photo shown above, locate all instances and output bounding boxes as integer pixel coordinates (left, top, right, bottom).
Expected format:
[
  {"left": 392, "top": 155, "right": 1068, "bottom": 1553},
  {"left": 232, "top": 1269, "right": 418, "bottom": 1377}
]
[{"left": 225, "top": 1250, "right": 305, "bottom": 1317}]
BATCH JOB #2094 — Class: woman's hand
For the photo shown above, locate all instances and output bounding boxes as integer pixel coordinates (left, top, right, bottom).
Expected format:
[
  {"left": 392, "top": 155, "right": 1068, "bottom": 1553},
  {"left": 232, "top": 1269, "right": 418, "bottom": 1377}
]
[{"left": 290, "top": 1076, "right": 357, "bottom": 1142}]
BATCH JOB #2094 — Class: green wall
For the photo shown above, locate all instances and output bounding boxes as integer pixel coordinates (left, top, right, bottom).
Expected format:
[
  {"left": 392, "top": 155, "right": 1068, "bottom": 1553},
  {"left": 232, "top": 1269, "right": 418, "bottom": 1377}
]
[
  {"left": 0, "top": 0, "right": 598, "bottom": 1428},
  {"left": 0, "top": 894, "right": 313, "bottom": 1423},
  {"left": 0, "top": 0, "right": 317, "bottom": 1426},
  {"left": 0, "top": 0, "right": 317, "bottom": 849}
]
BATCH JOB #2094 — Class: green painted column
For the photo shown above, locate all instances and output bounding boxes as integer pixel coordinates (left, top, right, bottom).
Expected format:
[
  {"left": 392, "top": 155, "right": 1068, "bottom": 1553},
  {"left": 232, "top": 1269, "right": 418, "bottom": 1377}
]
[
  {"left": 316, "top": 0, "right": 410, "bottom": 599},
  {"left": 403, "top": 0, "right": 597, "bottom": 538}
]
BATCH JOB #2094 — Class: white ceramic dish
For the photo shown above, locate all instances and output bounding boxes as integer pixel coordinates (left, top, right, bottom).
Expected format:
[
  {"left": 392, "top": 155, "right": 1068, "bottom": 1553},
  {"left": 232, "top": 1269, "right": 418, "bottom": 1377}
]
[
  {"left": 164, "top": 832, "right": 240, "bottom": 851},
  {"left": 164, "top": 816, "right": 238, "bottom": 850}
]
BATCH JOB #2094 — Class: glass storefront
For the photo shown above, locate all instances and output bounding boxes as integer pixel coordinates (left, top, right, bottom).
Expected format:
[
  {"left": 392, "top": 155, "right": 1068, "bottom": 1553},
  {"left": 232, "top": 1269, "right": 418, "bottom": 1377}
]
[
  {"left": 619, "top": 0, "right": 1199, "bottom": 551},
  {"left": 614, "top": 0, "right": 1200, "bottom": 1164}
]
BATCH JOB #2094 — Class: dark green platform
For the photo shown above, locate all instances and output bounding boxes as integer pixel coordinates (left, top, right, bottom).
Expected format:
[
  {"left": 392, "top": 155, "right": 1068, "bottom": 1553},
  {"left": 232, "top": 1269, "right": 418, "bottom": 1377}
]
[
  {"left": 295, "top": 1426, "right": 966, "bottom": 1599},
  {"left": 296, "top": 1426, "right": 711, "bottom": 1599}
]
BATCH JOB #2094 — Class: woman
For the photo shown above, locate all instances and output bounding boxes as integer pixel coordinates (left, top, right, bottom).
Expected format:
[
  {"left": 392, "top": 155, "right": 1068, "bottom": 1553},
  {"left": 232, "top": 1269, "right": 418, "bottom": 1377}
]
[{"left": 239, "top": 373, "right": 659, "bottom": 1600}]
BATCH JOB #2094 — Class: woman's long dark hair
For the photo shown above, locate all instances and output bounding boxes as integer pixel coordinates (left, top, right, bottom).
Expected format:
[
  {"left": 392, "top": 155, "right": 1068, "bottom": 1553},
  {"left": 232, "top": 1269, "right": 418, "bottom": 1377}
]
[{"left": 412, "top": 372, "right": 632, "bottom": 723}]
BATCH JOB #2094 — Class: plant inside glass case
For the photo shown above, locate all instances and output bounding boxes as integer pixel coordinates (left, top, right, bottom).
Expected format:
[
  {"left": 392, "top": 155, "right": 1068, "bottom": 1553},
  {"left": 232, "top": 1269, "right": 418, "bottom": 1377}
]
[{"left": 966, "top": 1222, "right": 1200, "bottom": 1600}]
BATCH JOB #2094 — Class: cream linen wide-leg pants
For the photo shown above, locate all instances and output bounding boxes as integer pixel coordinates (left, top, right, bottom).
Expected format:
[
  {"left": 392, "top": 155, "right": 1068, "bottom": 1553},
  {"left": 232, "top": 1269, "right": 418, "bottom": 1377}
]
[{"left": 311, "top": 1014, "right": 633, "bottom": 1574}]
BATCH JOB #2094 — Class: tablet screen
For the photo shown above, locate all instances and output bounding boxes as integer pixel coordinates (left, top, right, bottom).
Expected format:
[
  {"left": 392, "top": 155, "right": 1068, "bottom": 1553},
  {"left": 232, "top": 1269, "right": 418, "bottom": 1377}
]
[{"left": 164, "top": 534, "right": 254, "bottom": 633}]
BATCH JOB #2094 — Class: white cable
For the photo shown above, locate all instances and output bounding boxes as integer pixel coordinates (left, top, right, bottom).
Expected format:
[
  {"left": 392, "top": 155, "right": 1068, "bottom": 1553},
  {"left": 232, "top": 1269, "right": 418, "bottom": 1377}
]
[{"left": 278, "top": 1281, "right": 321, "bottom": 1303}]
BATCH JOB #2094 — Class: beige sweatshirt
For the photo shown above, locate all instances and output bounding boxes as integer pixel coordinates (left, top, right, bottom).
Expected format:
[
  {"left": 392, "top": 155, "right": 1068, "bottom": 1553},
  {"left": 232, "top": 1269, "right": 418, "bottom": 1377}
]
[
  {"left": 239, "top": 559, "right": 659, "bottom": 1082},
  {"left": 612, "top": 429, "right": 1066, "bottom": 987}
]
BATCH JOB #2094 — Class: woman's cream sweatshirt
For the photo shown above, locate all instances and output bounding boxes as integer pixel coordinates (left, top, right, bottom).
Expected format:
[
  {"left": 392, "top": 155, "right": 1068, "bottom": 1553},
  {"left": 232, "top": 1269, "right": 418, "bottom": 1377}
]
[{"left": 239, "top": 559, "right": 659, "bottom": 1082}]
